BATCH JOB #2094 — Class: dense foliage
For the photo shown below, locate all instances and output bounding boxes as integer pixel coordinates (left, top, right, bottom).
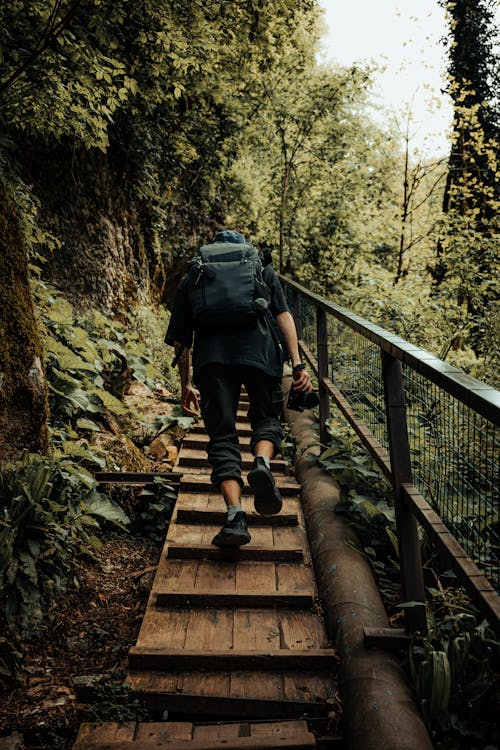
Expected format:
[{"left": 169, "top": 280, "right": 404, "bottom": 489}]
[
  {"left": 319, "top": 419, "right": 500, "bottom": 749},
  {"left": 1, "top": 0, "right": 497, "bottom": 384},
  {"left": 431, "top": 0, "right": 499, "bottom": 376},
  {"left": 0, "top": 273, "right": 180, "bottom": 685},
  {"left": 0, "top": 3, "right": 498, "bottom": 745}
]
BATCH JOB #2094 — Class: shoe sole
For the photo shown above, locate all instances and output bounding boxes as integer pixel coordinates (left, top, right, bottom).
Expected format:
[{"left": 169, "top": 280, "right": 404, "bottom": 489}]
[
  {"left": 212, "top": 532, "right": 251, "bottom": 548},
  {"left": 247, "top": 467, "right": 282, "bottom": 516}
]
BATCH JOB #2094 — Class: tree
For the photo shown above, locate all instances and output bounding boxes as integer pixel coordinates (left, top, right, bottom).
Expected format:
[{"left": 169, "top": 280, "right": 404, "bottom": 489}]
[
  {"left": 386, "top": 105, "right": 446, "bottom": 284},
  {"left": 432, "top": 0, "right": 499, "bottom": 357},
  {"left": 0, "top": 186, "right": 49, "bottom": 464}
]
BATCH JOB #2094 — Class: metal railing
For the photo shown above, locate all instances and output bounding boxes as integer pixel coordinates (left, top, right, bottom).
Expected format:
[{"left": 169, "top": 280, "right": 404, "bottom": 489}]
[{"left": 281, "top": 274, "right": 500, "bottom": 634}]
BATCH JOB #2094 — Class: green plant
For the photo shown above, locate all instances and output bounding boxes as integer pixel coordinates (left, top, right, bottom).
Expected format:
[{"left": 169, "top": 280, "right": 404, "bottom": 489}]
[
  {"left": 34, "top": 281, "right": 175, "bottom": 432},
  {"left": 88, "top": 677, "right": 149, "bottom": 723},
  {"left": 317, "top": 418, "right": 403, "bottom": 605},
  {"left": 410, "top": 639, "right": 452, "bottom": 727},
  {"left": 132, "top": 478, "right": 177, "bottom": 542},
  {"left": 409, "top": 613, "right": 500, "bottom": 742},
  {"left": 320, "top": 417, "right": 500, "bottom": 745},
  {"left": 0, "top": 453, "right": 129, "bottom": 635}
]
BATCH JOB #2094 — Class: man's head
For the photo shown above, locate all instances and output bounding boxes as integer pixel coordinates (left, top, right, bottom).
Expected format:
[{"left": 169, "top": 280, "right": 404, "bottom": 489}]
[{"left": 212, "top": 229, "right": 246, "bottom": 244}]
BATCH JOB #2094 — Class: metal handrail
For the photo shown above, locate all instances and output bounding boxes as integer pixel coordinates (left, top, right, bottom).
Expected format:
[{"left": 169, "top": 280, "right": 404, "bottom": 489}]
[
  {"left": 280, "top": 273, "right": 500, "bottom": 635},
  {"left": 281, "top": 275, "right": 499, "bottom": 422}
]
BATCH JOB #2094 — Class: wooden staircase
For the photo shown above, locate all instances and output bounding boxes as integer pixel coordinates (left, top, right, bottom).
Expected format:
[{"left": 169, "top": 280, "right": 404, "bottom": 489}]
[
  {"left": 72, "top": 395, "right": 338, "bottom": 748},
  {"left": 72, "top": 719, "right": 318, "bottom": 749}
]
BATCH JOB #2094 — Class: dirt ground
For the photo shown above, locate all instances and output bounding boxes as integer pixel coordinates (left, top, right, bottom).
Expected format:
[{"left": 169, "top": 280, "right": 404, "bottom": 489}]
[
  {"left": 0, "top": 532, "right": 161, "bottom": 749},
  {"left": 0, "top": 382, "right": 181, "bottom": 750}
]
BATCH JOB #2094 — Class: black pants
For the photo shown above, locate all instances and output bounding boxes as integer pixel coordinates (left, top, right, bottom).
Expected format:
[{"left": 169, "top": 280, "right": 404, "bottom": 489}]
[{"left": 196, "top": 364, "right": 283, "bottom": 488}]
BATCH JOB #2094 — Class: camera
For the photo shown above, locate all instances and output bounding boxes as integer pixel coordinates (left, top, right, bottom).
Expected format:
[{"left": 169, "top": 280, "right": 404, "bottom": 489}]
[{"left": 286, "top": 386, "right": 319, "bottom": 412}]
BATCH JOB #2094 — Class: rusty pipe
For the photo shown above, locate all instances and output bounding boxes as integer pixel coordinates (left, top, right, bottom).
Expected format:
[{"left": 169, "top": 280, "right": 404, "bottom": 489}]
[{"left": 283, "top": 375, "right": 432, "bottom": 750}]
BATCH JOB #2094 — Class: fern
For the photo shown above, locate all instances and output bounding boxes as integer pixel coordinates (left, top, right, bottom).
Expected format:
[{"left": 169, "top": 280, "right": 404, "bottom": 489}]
[{"left": 0, "top": 454, "right": 129, "bottom": 636}]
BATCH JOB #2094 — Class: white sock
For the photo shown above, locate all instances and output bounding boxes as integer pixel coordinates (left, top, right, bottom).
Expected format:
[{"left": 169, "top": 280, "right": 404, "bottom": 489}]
[
  {"left": 257, "top": 455, "right": 271, "bottom": 469},
  {"left": 227, "top": 504, "right": 242, "bottom": 521}
]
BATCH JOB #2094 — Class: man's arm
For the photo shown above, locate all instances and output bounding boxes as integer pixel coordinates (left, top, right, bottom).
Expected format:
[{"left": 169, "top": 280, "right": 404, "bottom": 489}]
[
  {"left": 275, "top": 311, "right": 312, "bottom": 392},
  {"left": 175, "top": 342, "right": 200, "bottom": 417}
]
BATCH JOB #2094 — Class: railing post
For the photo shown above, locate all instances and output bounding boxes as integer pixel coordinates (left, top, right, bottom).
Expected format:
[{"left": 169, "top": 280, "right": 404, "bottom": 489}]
[
  {"left": 382, "top": 351, "right": 427, "bottom": 635},
  {"left": 292, "top": 288, "right": 302, "bottom": 339},
  {"left": 316, "top": 307, "right": 329, "bottom": 447}
]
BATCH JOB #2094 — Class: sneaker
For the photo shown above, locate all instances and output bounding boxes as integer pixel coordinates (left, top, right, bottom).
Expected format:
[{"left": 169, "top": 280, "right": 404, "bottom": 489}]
[
  {"left": 211, "top": 511, "right": 251, "bottom": 547},
  {"left": 247, "top": 457, "right": 282, "bottom": 516}
]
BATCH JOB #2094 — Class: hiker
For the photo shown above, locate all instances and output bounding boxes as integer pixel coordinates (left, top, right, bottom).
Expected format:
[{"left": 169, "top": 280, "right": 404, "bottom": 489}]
[{"left": 165, "top": 229, "right": 312, "bottom": 547}]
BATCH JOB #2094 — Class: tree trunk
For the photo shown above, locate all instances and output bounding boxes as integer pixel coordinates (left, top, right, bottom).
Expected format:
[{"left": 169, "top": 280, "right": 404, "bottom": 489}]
[
  {"left": 0, "top": 186, "right": 50, "bottom": 465},
  {"left": 22, "top": 143, "right": 166, "bottom": 313}
]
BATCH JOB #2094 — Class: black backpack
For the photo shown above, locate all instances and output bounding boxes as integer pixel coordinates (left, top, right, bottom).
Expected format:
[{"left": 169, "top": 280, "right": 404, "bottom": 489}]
[{"left": 186, "top": 241, "right": 271, "bottom": 327}]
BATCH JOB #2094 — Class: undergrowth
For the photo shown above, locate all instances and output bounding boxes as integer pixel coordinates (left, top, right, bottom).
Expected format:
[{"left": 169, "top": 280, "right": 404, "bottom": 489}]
[
  {"left": 318, "top": 416, "right": 500, "bottom": 750},
  {"left": 0, "top": 277, "right": 185, "bottom": 690},
  {"left": 0, "top": 453, "right": 129, "bottom": 686}
]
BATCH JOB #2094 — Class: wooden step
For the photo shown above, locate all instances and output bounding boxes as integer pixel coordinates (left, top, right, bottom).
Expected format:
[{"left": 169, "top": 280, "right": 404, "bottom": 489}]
[
  {"left": 153, "top": 589, "right": 315, "bottom": 608},
  {"left": 174, "top": 492, "right": 300, "bottom": 515},
  {"left": 94, "top": 471, "right": 181, "bottom": 485},
  {"left": 191, "top": 422, "right": 253, "bottom": 437},
  {"left": 166, "top": 543, "right": 304, "bottom": 562},
  {"left": 183, "top": 439, "right": 264, "bottom": 453},
  {"left": 175, "top": 473, "right": 300, "bottom": 496},
  {"left": 73, "top": 720, "right": 316, "bottom": 749},
  {"left": 75, "top": 736, "right": 315, "bottom": 750},
  {"left": 178, "top": 451, "right": 288, "bottom": 472},
  {"left": 125, "top": 665, "right": 335, "bottom": 719},
  {"left": 176, "top": 508, "right": 299, "bottom": 526},
  {"left": 183, "top": 434, "right": 252, "bottom": 449},
  {"left": 129, "top": 647, "right": 336, "bottom": 672}
]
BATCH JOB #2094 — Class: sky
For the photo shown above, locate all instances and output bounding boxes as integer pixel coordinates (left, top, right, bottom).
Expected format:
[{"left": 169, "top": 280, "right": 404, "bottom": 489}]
[{"left": 317, "top": 0, "right": 455, "bottom": 157}]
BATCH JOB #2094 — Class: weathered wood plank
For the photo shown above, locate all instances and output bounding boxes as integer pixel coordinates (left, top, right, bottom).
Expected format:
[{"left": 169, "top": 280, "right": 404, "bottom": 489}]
[
  {"left": 74, "top": 723, "right": 137, "bottom": 743},
  {"left": 233, "top": 610, "right": 280, "bottom": 652},
  {"left": 184, "top": 608, "right": 234, "bottom": 651},
  {"left": 283, "top": 673, "right": 336, "bottom": 703},
  {"left": 249, "top": 721, "right": 310, "bottom": 737},
  {"left": 244, "top": 526, "right": 274, "bottom": 547},
  {"left": 279, "top": 612, "right": 331, "bottom": 650},
  {"left": 194, "top": 559, "right": 236, "bottom": 592},
  {"left": 134, "top": 723, "right": 193, "bottom": 741},
  {"left": 235, "top": 562, "right": 276, "bottom": 592},
  {"left": 191, "top": 421, "right": 253, "bottom": 437},
  {"left": 74, "top": 736, "right": 316, "bottom": 750},
  {"left": 273, "top": 526, "right": 308, "bottom": 551},
  {"left": 176, "top": 474, "right": 300, "bottom": 496},
  {"left": 229, "top": 671, "right": 284, "bottom": 702},
  {"left": 128, "top": 647, "right": 337, "bottom": 671},
  {"left": 152, "top": 560, "right": 199, "bottom": 590},
  {"left": 179, "top": 455, "right": 287, "bottom": 472},
  {"left": 167, "top": 544, "right": 304, "bottom": 562},
  {"left": 94, "top": 472, "right": 180, "bottom": 484},
  {"left": 167, "top": 524, "right": 204, "bottom": 545},
  {"left": 192, "top": 723, "right": 242, "bottom": 740},
  {"left": 177, "top": 671, "right": 231, "bottom": 699},
  {"left": 126, "top": 671, "right": 330, "bottom": 718},
  {"left": 176, "top": 508, "right": 299, "bottom": 526},
  {"left": 154, "top": 590, "right": 315, "bottom": 608},
  {"left": 276, "top": 563, "right": 316, "bottom": 593},
  {"left": 183, "top": 434, "right": 252, "bottom": 449},
  {"left": 133, "top": 608, "right": 190, "bottom": 650}
]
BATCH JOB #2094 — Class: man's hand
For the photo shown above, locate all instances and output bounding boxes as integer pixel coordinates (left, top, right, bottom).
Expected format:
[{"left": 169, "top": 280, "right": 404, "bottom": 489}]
[
  {"left": 292, "top": 365, "right": 312, "bottom": 392},
  {"left": 182, "top": 384, "right": 200, "bottom": 417}
]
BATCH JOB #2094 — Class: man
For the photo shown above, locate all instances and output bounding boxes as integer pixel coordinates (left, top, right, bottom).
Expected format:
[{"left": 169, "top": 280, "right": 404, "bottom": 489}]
[{"left": 165, "top": 229, "right": 312, "bottom": 547}]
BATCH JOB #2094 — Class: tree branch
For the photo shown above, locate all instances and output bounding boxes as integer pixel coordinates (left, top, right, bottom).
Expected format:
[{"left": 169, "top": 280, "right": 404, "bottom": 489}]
[{"left": 0, "top": 0, "right": 84, "bottom": 97}]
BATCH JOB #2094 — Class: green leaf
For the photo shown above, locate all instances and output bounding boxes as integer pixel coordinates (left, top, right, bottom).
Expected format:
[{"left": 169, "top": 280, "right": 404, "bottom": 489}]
[
  {"left": 83, "top": 495, "right": 129, "bottom": 529},
  {"left": 86, "top": 535, "right": 103, "bottom": 551},
  {"left": 76, "top": 418, "right": 101, "bottom": 432}
]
